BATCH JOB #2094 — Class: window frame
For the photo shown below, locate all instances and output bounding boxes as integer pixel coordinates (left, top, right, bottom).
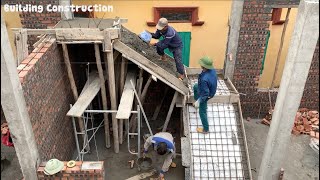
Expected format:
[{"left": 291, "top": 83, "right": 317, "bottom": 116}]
[
  {"left": 271, "top": 8, "right": 285, "bottom": 25},
  {"left": 147, "top": 7, "right": 204, "bottom": 26}
]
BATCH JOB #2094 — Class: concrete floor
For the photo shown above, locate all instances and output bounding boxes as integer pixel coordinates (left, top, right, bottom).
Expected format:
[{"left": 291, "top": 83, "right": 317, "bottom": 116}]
[
  {"left": 1, "top": 118, "right": 319, "bottom": 180},
  {"left": 244, "top": 119, "right": 319, "bottom": 180}
]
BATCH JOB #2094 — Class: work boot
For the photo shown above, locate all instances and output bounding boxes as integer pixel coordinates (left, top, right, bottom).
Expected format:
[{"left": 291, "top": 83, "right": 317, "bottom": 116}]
[{"left": 196, "top": 128, "right": 209, "bottom": 134}]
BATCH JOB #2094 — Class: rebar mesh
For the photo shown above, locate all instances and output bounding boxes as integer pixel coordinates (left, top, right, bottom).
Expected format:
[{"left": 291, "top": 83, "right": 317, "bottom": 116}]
[{"left": 187, "top": 78, "right": 250, "bottom": 179}]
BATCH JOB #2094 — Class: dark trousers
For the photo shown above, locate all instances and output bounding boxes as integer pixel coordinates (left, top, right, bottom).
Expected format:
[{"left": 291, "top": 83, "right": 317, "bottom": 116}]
[{"left": 156, "top": 46, "right": 185, "bottom": 75}]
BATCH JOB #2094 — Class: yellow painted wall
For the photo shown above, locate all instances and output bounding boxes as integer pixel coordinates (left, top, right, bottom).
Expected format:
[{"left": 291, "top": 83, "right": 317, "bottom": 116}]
[
  {"left": 1, "top": 6, "right": 23, "bottom": 58},
  {"left": 258, "top": 8, "right": 298, "bottom": 88},
  {"left": 73, "top": 0, "right": 232, "bottom": 69}
]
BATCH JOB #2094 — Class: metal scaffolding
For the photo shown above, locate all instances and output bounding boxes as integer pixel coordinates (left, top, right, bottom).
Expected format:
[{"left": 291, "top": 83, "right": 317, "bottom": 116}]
[{"left": 70, "top": 105, "right": 141, "bottom": 161}]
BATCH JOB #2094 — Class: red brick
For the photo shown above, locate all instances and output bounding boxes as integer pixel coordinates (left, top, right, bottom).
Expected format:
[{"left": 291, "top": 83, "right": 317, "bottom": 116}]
[
  {"left": 40, "top": 47, "right": 49, "bottom": 53},
  {"left": 34, "top": 53, "right": 44, "bottom": 59},
  {"left": 21, "top": 57, "right": 33, "bottom": 64},
  {"left": 19, "top": 70, "right": 28, "bottom": 78},
  {"left": 23, "top": 64, "right": 34, "bottom": 71},
  {"left": 29, "top": 58, "right": 39, "bottom": 65},
  {"left": 27, "top": 52, "right": 37, "bottom": 59},
  {"left": 17, "top": 64, "right": 27, "bottom": 71},
  {"left": 19, "top": 77, "right": 24, "bottom": 83},
  {"left": 44, "top": 43, "right": 53, "bottom": 48}
]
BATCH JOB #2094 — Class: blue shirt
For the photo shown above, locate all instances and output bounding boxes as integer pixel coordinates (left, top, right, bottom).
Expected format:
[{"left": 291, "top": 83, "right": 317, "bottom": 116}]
[
  {"left": 151, "top": 26, "right": 183, "bottom": 52},
  {"left": 197, "top": 69, "right": 218, "bottom": 103}
]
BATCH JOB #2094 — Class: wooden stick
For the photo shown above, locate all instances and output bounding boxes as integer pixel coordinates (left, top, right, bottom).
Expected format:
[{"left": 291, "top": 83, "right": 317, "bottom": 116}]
[
  {"left": 129, "top": 78, "right": 143, "bottom": 133},
  {"left": 94, "top": 44, "right": 111, "bottom": 148},
  {"left": 271, "top": 8, "right": 291, "bottom": 88},
  {"left": 104, "top": 31, "right": 119, "bottom": 153},
  {"left": 151, "top": 87, "right": 169, "bottom": 121},
  {"left": 120, "top": 57, "right": 127, "bottom": 95},
  {"left": 162, "top": 91, "right": 179, "bottom": 132},
  {"left": 130, "top": 80, "right": 153, "bottom": 136},
  {"left": 140, "top": 75, "right": 152, "bottom": 104},
  {"left": 118, "top": 57, "right": 126, "bottom": 143},
  {"left": 62, "top": 43, "right": 89, "bottom": 151}
]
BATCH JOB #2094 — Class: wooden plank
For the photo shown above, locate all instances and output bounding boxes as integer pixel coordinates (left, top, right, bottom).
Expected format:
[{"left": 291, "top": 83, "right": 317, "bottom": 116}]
[
  {"left": 186, "top": 67, "right": 223, "bottom": 75},
  {"left": 151, "top": 87, "right": 169, "bottom": 121},
  {"left": 117, "top": 70, "right": 137, "bottom": 144},
  {"left": 162, "top": 91, "right": 179, "bottom": 132},
  {"left": 113, "top": 40, "right": 188, "bottom": 95},
  {"left": 119, "top": 56, "right": 127, "bottom": 95},
  {"left": 15, "top": 29, "right": 28, "bottom": 65},
  {"left": 62, "top": 44, "right": 79, "bottom": 99},
  {"left": 140, "top": 75, "right": 152, "bottom": 104},
  {"left": 116, "top": 70, "right": 137, "bottom": 119},
  {"left": 12, "top": 28, "right": 56, "bottom": 35},
  {"left": 103, "top": 30, "right": 112, "bottom": 52},
  {"left": 94, "top": 44, "right": 111, "bottom": 148},
  {"left": 56, "top": 28, "right": 104, "bottom": 41},
  {"left": 183, "top": 94, "right": 239, "bottom": 104},
  {"left": 66, "top": 72, "right": 101, "bottom": 117},
  {"left": 62, "top": 43, "right": 89, "bottom": 151},
  {"left": 105, "top": 43, "right": 119, "bottom": 153}
]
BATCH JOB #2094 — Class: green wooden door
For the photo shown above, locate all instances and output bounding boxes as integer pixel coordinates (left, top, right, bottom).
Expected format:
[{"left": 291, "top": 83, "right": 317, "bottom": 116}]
[{"left": 161, "top": 32, "right": 191, "bottom": 67}]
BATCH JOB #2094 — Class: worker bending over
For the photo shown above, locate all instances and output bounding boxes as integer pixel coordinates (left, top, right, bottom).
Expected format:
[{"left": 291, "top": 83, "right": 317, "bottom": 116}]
[
  {"left": 148, "top": 18, "right": 185, "bottom": 81},
  {"left": 143, "top": 132, "right": 175, "bottom": 178},
  {"left": 193, "top": 56, "right": 217, "bottom": 134}
]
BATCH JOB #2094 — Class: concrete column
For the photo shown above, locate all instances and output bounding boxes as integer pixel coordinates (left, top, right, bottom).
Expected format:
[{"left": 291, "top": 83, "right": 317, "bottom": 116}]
[
  {"left": 59, "top": 0, "right": 73, "bottom": 20},
  {"left": 1, "top": 15, "right": 40, "bottom": 179},
  {"left": 258, "top": 1, "right": 319, "bottom": 179},
  {"left": 223, "top": 0, "right": 244, "bottom": 81}
]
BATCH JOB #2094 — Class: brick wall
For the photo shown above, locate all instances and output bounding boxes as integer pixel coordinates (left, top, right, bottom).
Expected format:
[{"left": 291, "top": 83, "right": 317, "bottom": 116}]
[
  {"left": 4, "top": 0, "right": 61, "bottom": 51},
  {"left": 17, "top": 38, "right": 75, "bottom": 161},
  {"left": 233, "top": 0, "right": 319, "bottom": 118},
  {"left": 37, "top": 161, "right": 104, "bottom": 179}
]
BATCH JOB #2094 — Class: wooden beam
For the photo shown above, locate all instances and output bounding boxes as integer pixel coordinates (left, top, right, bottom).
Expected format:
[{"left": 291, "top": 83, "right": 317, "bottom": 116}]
[
  {"left": 94, "top": 44, "right": 111, "bottom": 148},
  {"left": 151, "top": 87, "right": 169, "bottom": 121},
  {"left": 119, "top": 56, "right": 127, "bottom": 95},
  {"left": 61, "top": 43, "right": 89, "bottom": 151},
  {"left": 116, "top": 70, "right": 137, "bottom": 144},
  {"left": 105, "top": 32, "right": 119, "bottom": 153},
  {"left": 114, "top": 41, "right": 188, "bottom": 95},
  {"left": 162, "top": 91, "right": 179, "bottom": 132},
  {"left": 15, "top": 29, "right": 28, "bottom": 65},
  {"left": 67, "top": 71, "right": 100, "bottom": 117},
  {"left": 140, "top": 75, "right": 153, "bottom": 104},
  {"left": 11, "top": 28, "right": 119, "bottom": 41},
  {"left": 186, "top": 67, "right": 223, "bottom": 75},
  {"left": 116, "top": 70, "right": 137, "bottom": 119}
]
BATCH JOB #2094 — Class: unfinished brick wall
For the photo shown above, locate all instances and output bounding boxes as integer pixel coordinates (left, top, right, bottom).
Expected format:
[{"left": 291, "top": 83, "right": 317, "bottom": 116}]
[
  {"left": 233, "top": 0, "right": 319, "bottom": 118},
  {"left": 3, "top": 0, "right": 61, "bottom": 51},
  {"left": 37, "top": 161, "right": 104, "bottom": 179},
  {"left": 17, "top": 38, "right": 75, "bottom": 161}
]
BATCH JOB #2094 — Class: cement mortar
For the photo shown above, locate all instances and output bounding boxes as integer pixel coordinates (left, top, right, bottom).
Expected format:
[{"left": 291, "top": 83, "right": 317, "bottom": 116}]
[{"left": 120, "top": 26, "right": 178, "bottom": 77}]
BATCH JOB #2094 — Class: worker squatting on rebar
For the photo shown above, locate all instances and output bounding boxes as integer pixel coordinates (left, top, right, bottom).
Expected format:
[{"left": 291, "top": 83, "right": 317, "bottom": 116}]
[
  {"left": 146, "top": 18, "right": 186, "bottom": 81},
  {"left": 193, "top": 56, "right": 218, "bottom": 134},
  {"left": 143, "top": 132, "right": 176, "bottom": 179}
]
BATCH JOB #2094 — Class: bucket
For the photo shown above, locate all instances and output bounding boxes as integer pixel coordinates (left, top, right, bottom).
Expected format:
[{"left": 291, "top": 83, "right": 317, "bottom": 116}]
[{"left": 136, "top": 157, "right": 153, "bottom": 171}]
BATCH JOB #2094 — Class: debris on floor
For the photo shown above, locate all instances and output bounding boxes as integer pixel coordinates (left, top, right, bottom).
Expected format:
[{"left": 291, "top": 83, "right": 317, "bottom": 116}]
[
  {"left": 261, "top": 109, "right": 273, "bottom": 126},
  {"left": 261, "top": 108, "right": 319, "bottom": 139},
  {"left": 292, "top": 109, "right": 319, "bottom": 137}
]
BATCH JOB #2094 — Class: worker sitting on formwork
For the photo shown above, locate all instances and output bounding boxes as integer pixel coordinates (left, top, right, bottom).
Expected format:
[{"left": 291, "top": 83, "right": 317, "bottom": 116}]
[
  {"left": 193, "top": 56, "right": 218, "bottom": 134},
  {"left": 147, "top": 18, "right": 186, "bottom": 81},
  {"left": 143, "top": 132, "right": 176, "bottom": 179}
]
